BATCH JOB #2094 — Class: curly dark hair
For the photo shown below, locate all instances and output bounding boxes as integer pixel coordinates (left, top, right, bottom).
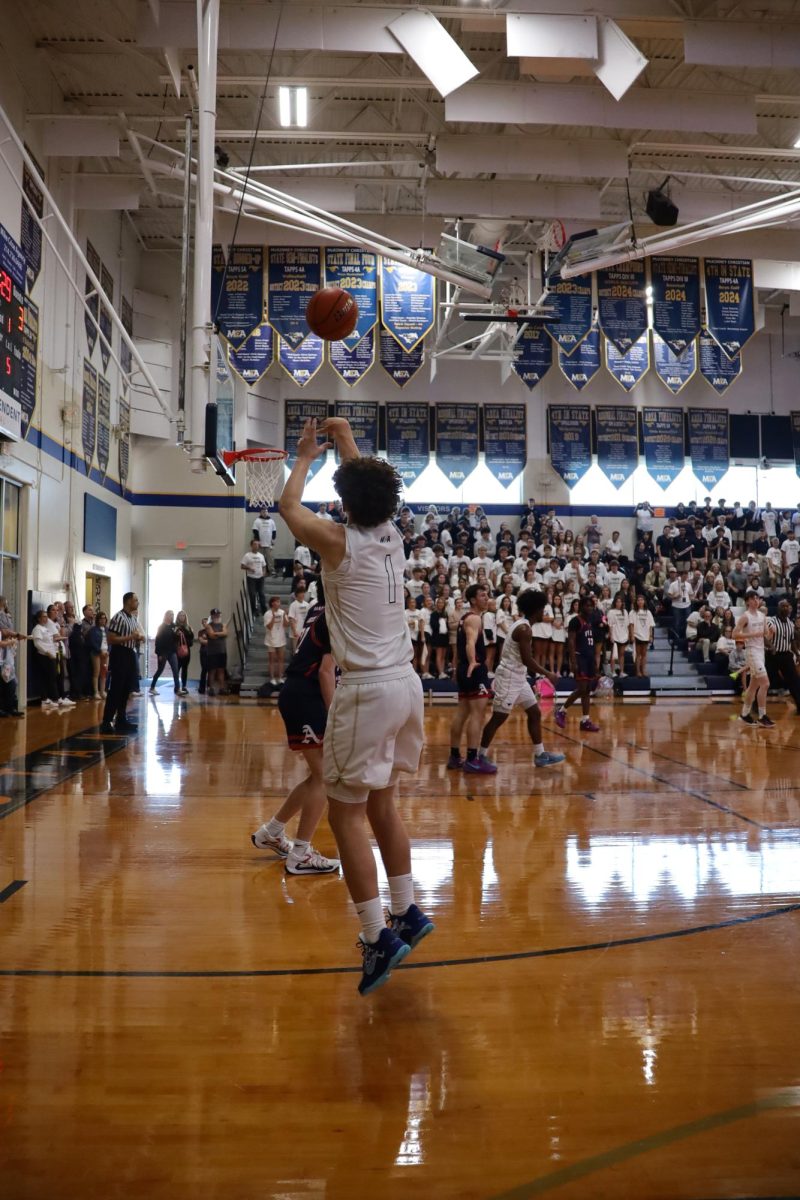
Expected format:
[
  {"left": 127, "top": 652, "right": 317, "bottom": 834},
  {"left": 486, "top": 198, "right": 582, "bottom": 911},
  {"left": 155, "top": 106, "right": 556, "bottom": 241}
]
[
  {"left": 517, "top": 589, "right": 546, "bottom": 621},
  {"left": 332, "top": 456, "right": 403, "bottom": 528}
]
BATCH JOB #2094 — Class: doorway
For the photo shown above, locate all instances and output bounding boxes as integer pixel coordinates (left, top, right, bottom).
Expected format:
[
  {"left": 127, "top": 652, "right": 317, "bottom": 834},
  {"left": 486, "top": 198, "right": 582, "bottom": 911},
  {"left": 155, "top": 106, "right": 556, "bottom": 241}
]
[{"left": 85, "top": 572, "right": 111, "bottom": 616}]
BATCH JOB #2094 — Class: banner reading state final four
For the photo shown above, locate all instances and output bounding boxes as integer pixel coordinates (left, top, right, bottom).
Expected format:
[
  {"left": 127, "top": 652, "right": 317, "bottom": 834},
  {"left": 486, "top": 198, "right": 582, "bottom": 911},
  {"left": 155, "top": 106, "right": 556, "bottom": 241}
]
[
  {"left": 548, "top": 405, "right": 591, "bottom": 487},
  {"left": 698, "top": 328, "right": 741, "bottom": 396},
  {"left": 278, "top": 332, "right": 324, "bottom": 388},
  {"left": 559, "top": 326, "right": 600, "bottom": 391},
  {"left": 641, "top": 406, "right": 685, "bottom": 489},
  {"left": 653, "top": 332, "right": 696, "bottom": 396},
  {"left": 81, "top": 359, "right": 97, "bottom": 476},
  {"left": 334, "top": 401, "right": 378, "bottom": 458},
  {"left": 649, "top": 256, "right": 701, "bottom": 357},
  {"left": 96, "top": 375, "right": 111, "bottom": 483},
  {"left": 211, "top": 245, "right": 264, "bottom": 348},
  {"left": 688, "top": 408, "right": 729, "bottom": 488},
  {"left": 284, "top": 399, "right": 328, "bottom": 479},
  {"left": 595, "top": 406, "right": 638, "bottom": 489},
  {"left": 483, "top": 404, "right": 527, "bottom": 487},
  {"left": 329, "top": 328, "right": 375, "bottom": 387},
  {"left": 597, "top": 260, "right": 648, "bottom": 355},
  {"left": 380, "top": 259, "right": 435, "bottom": 351},
  {"left": 512, "top": 325, "right": 552, "bottom": 389},
  {"left": 268, "top": 247, "right": 320, "bottom": 350},
  {"left": 792, "top": 412, "right": 800, "bottom": 480},
  {"left": 544, "top": 273, "right": 592, "bottom": 354},
  {"left": 380, "top": 329, "right": 424, "bottom": 388},
  {"left": 386, "top": 402, "right": 429, "bottom": 486},
  {"left": 703, "top": 258, "right": 755, "bottom": 359},
  {"left": 435, "top": 404, "right": 479, "bottom": 484},
  {"left": 324, "top": 248, "right": 377, "bottom": 349},
  {"left": 228, "top": 323, "right": 274, "bottom": 385}
]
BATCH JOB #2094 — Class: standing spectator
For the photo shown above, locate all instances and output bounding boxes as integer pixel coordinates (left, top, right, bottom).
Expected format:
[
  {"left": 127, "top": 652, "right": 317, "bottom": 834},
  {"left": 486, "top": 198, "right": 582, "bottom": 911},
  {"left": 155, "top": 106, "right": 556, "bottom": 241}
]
[
  {"left": 287, "top": 585, "right": 311, "bottom": 651},
  {"left": 766, "top": 599, "right": 800, "bottom": 714},
  {"left": 668, "top": 569, "right": 693, "bottom": 638},
  {"left": 252, "top": 508, "right": 277, "bottom": 575},
  {"left": 316, "top": 502, "right": 333, "bottom": 521},
  {"left": 241, "top": 538, "right": 268, "bottom": 617},
  {"left": 31, "top": 610, "right": 67, "bottom": 709},
  {"left": 634, "top": 501, "right": 655, "bottom": 541},
  {"left": 149, "top": 610, "right": 180, "bottom": 696},
  {"left": 197, "top": 617, "right": 209, "bottom": 695},
  {"left": 606, "top": 594, "right": 631, "bottom": 676},
  {"left": 781, "top": 529, "right": 800, "bottom": 587},
  {"left": 629, "top": 594, "right": 655, "bottom": 677},
  {"left": 87, "top": 612, "right": 109, "bottom": 700},
  {"left": 762, "top": 502, "right": 778, "bottom": 542},
  {"left": 174, "top": 611, "right": 194, "bottom": 695},
  {"left": 0, "top": 596, "right": 26, "bottom": 717},
  {"left": 101, "top": 593, "right": 144, "bottom": 733},
  {"left": 264, "top": 595, "right": 288, "bottom": 686},
  {"left": 203, "top": 608, "right": 229, "bottom": 696}
]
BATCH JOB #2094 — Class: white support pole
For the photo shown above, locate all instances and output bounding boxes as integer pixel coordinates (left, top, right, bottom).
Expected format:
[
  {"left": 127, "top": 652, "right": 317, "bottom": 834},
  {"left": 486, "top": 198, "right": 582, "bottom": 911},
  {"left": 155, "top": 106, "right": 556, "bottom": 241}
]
[{"left": 190, "top": 0, "right": 220, "bottom": 473}]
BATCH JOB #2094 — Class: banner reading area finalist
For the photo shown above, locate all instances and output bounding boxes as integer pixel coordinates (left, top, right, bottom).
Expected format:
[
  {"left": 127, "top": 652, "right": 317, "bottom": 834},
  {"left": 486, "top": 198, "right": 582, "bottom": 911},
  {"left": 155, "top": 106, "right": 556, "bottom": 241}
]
[
  {"left": 212, "top": 244, "right": 264, "bottom": 348},
  {"left": 703, "top": 258, "right": 755, "bottom": 359},
  {"left": 435, "top": 404, "right": 479, "bottom": 484},
  {"left": 334, "top": 401, "right": 378, "bottom": 458},
  {"left": 284, "top": 399, "right": 328, "bottom": 479},
  {"left": 380, "top": 259, "right": 435, "bottom": 351},
  {"left": 19, "top": 297, "right": 38, "bottom": 439},
  {"left": 386, "top": 402, "right": 429, "bottom": 486},
  {"left": 688, "top": 408, "right": 729, "bottom": 487},
  {"left": 268, "top": 247, "right": 320, "bottom": 350},
  {"left": 642, "top": 406, "right": 684, "bottom": 489},
  {"left": 96, "top": 375, "right": 111, "bottom": 483},
  {"left": 483, "top": 404, "right": 527, "bottom": 487},
  {"left": 595, "top": 406, "right": 638, "bottom": 489},
  {"left": 324, "top": 248, "right": 377, "bottom": 349},
  {"left": 548, "top": 405, "right": 591, "bottom": 487}
]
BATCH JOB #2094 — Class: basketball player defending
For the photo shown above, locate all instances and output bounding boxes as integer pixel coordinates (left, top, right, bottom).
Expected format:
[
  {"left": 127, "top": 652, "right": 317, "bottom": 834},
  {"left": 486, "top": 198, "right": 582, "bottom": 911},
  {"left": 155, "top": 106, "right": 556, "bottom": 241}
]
[
  {"left": 448, "top": 583, "right": 496, "bottom": 773},
  {"left": 478, "top": 590, "right": 566, "bottom": 770},
  {"left": 278, "top": 417, "right": 434, "bottom": 995},
  {"left": 554, "top": 595, "right": 601, "bottom": 733},
  {"left": 251, "top": 582, "right": 341, "bottom": 875},
  {"left": 734, "top": 589, "right": 775, "bottom": 728}
]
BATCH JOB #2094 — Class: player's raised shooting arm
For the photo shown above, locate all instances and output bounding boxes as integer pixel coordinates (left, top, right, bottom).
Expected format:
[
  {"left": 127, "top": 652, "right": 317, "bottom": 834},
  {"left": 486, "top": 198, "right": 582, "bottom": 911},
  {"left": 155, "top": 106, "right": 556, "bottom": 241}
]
[
  {"left": 319, "top": 417, "right": 359, "bottom": 462},
  {"left": 279, "top": 418, "right": 346, "bottom": 566}
]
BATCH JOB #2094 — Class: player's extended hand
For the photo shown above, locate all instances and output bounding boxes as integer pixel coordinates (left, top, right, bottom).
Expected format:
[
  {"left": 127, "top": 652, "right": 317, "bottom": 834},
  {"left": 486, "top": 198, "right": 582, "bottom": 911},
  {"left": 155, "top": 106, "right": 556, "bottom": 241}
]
[
  {"left": 296, "top": 418, "right": 332, "bottom": 462},
  {"left": 318, "top": 416, "right": 352, "bottom": 440},
  {"left": 545, "top": 671, "right": 559, "bottom": 687}
]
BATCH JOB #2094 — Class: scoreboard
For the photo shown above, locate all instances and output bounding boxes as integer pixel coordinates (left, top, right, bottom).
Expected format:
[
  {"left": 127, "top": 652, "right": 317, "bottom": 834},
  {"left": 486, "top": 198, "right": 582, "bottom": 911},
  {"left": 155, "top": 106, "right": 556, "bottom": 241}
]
[{"left": 0, "top": 223, "right": 26, "bottom": 439}]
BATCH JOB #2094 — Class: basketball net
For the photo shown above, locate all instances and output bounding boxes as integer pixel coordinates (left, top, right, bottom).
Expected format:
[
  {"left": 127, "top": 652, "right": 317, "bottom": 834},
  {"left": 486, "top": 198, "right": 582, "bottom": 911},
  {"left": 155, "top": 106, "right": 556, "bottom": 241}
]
[{"left": 223, "top": 448, "right": 287, "bottom": 508}]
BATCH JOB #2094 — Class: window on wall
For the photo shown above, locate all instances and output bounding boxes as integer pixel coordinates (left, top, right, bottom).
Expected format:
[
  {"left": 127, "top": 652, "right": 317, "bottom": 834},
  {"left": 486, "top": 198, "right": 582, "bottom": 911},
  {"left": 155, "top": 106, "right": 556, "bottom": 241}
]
[{"left": 0, "top": 477, "right": 20, "bottom": 599}]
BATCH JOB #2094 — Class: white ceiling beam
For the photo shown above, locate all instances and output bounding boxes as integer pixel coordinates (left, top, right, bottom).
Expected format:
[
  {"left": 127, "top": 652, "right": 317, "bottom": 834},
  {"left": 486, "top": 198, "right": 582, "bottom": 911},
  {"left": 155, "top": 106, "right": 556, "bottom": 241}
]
[
  {"left": 685, "top": 21, "right": 800, "bottom": 69},
  {"left": 73, "top": 176, "right": 141, "bottom": 210},
  {"left": 425, "top": 180, "right": 602, "bottom": 221},
  {"left": 29, "top": 116, "right": 121, "bottom": 157},
  {"left": 240, "top": 178, "right": 356, "bottom": 211},
  {"left": 137, "top": 3, "right": 400, "bottom": 53},
  {"left": 436, "top": 135, "right": 628, "bottom": 179},
  {"left": 446, "top": 83, "right": 756, "bottom": 136}
]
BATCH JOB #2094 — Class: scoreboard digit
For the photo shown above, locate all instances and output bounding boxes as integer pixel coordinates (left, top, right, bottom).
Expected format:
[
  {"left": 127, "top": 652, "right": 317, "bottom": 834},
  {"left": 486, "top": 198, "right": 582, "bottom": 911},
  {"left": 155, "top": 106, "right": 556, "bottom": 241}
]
[{"left": 0, "top": 223, "right": 26, "bottom": 412}]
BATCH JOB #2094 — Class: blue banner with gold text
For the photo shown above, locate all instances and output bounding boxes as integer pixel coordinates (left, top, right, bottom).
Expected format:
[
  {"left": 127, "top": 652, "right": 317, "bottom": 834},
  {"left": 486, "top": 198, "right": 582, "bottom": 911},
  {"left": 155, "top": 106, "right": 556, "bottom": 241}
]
[
  {"left": 380, "top": 259, "right": 435, "bottom": 351},
  {"left": 703, "top": 258, "right": 754, "bottom": 359},
  {"left": 278, "top": 332, "right": 324, "bottom": 388},
  {"left": 97, "top": 375, "right": 110, "bottom": 483},
  {"left": 20, "top": 297, "right": 38, "bottom": 439},
  {"left": 513, "top": 325, "right": 552, "bottom": 389},
  {"left": 334, "top": 400, "right": 378, "bottom": 458},
  {"left": 483, "top": 403, "right": 527, "bottom": 487},
  {"left": 212, "top": 244, "right": 264, "bottom": 348},
  {"left": 228, "top": 322, "right": 274, "bottom": 385},
  {"left": 653, "top": 332, "right": 696, "bottom": 396},
  {"left": 559, "top": 326, "right": 600, "bottom": 391},
  {"left": 325, "top": 247, "right": 378, "bottom": 349},
  {"left": 650, "top": 256, "right": 701, "bottom": 356},
  {"left": 284, "top": 399, "right": 328, "bottom": 479},
  {"left": 597, "top": 260, "right": 648, "bottom": 354},
  {"left": 595, "top": 405, "right": 638, "bottom": 490},
  {"left": 380, "top": 329, "right": 424, "bottom": 388},
  {"left": 545, "top": 272, "right": 592, "bottom": 354},
  {"left": 699, "top": 328, "right": 741, "bottom": 395},
  {"left": 329, "top": 327, "right": 375, "bottom": 387},
  {"left": 605, "top": 334, "right": 650, "bottom": 393},
  {"left": 386, "top": 402, "right": 429, "bottom": 486},
  {"left": 81, "top": 358, "right": 97, "bottom": 476},
  {"left": 642, "top": 406, "right": 684, "bottom": 489},
  {"left": 688, "top": 408, "right": 729, "bottom": 487},
  {"left": 268, "top": 247, "right": 320, "bottom": 350},
  {"left": 548, "top": 405, "right": 591, "bottom": 487},
  {"left": 792, "top": 412, "right": 800, "bottom": 480},
  {"left": 435, "top": 404, "right": 479, "bottom": 484}
]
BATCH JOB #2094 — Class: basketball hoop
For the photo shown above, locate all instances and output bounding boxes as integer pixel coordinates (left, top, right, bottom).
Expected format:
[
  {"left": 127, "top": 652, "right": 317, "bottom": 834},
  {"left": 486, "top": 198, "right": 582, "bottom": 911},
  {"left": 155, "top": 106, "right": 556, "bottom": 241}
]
[
  {"left": 539, "top": 219, "right": 567, "bottom": 253},
  {"left": 221, "top": 447, "right": 287, "bottom": 508}
]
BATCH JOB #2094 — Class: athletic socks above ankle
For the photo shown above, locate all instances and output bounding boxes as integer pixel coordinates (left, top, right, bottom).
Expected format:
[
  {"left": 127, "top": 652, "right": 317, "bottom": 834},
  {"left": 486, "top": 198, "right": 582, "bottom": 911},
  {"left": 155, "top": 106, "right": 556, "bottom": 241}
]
[
  {"left": 265, "top": 817, "right": 286, "bottom": 838},
  {"left": 356, "top": 897, "right": 386, "bottom": 945},
  {"left": 388, "top": 873, "right": 414, "bottom": 917}
]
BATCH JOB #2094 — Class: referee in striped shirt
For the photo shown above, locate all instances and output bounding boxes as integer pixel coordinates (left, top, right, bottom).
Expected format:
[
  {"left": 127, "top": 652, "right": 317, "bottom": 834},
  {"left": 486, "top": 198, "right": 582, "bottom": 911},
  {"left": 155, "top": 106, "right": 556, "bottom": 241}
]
[
  {"left": 101, "top": 593, "right": 144, "bottom": 733},
  {"left": 766, "top": 599, "right": 800, "bottom": 715}
]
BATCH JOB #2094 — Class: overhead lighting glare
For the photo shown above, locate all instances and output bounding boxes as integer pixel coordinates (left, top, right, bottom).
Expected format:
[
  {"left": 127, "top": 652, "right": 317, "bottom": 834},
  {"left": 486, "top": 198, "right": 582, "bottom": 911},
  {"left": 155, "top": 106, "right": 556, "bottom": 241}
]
[
  {"left": 388, "top": 10, "right": 479, "bottom": 98},
  {"left": 278, "top": 86, "right": 308, "bottom": 128},
  {"left": 794, "top": 135, "right": 800, "bottom": 148}
]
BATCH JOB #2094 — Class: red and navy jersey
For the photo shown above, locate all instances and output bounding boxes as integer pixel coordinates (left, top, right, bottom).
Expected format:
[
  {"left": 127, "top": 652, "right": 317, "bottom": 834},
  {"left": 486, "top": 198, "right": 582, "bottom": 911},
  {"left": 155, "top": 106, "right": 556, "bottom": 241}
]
[
  {"left": 285, "top": 606, "right": 331, "bottom": 681},
  {"left": 456, "top": 610, "right": 486, "bottom": 668},
  {"left": 568, "top": 615, "right": 597, "bottom": 658}
]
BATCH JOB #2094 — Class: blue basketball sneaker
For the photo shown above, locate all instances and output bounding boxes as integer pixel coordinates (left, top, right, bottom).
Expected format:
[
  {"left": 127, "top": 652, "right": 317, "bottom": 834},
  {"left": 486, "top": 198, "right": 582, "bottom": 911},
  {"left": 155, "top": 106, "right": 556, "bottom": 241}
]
[
  {"left": 388, "top": 903, "right": 435, "bottom": 951},
  {"left": 534, "top": 750, "right": 566, "bottom": 768},
  {"left": 357, "top": 928, "right": 411, "bottom": 996}
]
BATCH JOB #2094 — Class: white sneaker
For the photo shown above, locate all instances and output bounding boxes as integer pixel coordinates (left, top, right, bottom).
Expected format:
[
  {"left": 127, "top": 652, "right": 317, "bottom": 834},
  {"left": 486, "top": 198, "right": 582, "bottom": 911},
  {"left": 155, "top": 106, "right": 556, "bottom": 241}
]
[
  {"left": 285, "top": 847, "right": 340, "bottom": 875},
  {"left": 59, "top": 698, "right": 76, "bottom": 707},
  {"left": 42, "top": 699, "right": 56, "bottom": 709},
  {"left": 130, "top": 690, "right": 143, "bottom": 698},
  {"left": 93, "top": 691, "right": 102, "bottom": 700},
  {"left": 250, "top": 828, "right": 292, "bottom": 859}
]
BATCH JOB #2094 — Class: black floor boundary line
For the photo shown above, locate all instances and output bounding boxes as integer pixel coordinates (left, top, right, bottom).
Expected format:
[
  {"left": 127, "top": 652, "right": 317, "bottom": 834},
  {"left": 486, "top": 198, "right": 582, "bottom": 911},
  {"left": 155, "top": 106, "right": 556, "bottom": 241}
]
[
  {"left": 1, "top": 903, "right": 797, "bottom": 979},
  {"left": 625, "top": 741, "right": 750, "bottom": 792},
  {"left": 0, "top": 879, "right": 26, "bottom": 904},
  {"left": 546, "top": 724, "right": 764, "bottom": 828}
]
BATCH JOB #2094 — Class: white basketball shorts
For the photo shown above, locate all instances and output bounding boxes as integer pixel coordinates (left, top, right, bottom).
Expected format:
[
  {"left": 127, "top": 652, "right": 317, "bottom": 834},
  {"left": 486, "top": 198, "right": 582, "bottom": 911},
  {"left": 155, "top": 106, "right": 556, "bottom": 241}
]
[
  {"left": 746, "top": 647, "right": 767, "bottom": 677},
  {"left": 323, "top": 663, "right": 424, "bottom": 803},
  {"left": 492, "top": 669, "right": 538, "bottom": 715}
]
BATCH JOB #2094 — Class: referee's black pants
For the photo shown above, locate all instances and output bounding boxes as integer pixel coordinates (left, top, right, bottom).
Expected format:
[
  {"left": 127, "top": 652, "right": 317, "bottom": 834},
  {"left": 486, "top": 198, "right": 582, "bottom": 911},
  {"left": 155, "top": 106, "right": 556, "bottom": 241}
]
[
  {"left": 767, "top": 651, "right": 800, "bottom": 713},
  {"left": 103, "top": 647, "right": 138, "bottom": 727}
]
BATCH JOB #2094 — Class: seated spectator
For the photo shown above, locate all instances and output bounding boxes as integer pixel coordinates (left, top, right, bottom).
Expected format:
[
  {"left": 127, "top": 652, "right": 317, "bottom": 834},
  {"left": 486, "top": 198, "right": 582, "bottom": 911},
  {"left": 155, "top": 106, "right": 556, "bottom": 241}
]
[
  {"left": 726, "top": 558, "right": 748, "bottom": 600},
  {"left": 694, "top": 606, "right": 719, "bottom": 663},
  {"left": 604, "top": 530, "right": 624, "bottom": 561},
  {"left": 606, "top": 559, "right": 626, "bottom": 597},
  {"left": 708, "top": 578, "right": 731, "bottom": 612},
  {"left": 714, "top": 624, "right": 738, "bottom": 673}
]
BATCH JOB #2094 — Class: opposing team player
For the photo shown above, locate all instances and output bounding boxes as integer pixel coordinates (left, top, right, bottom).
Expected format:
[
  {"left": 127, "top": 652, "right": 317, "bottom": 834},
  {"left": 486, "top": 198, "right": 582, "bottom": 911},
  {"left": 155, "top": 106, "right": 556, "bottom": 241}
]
[
  {"left": 278, "top": 416, "right": 433, "bottom": 996},
  {"left": 251, "top": 581, "right": 341, "bottom": 875},
  {"left": 734, "top": 589, "right": 775, "bottom": 728},
  {"left": 448, "top": 583, "right": 496, "bottom": 773},
  {"left": 477, "top": 590, "right": 566, "bottom": 770},
  {"left": 554, "top": 594, "right": 601, "bottom": 733}
]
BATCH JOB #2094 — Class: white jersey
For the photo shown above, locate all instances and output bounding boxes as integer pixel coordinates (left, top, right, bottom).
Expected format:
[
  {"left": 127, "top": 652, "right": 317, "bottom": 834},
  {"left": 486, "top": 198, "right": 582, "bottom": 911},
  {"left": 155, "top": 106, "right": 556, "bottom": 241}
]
[
  {"left": 322, "top": 521, "right": 412, "bottom": 672},
  {"left": 741, "top": 609, "right": 766, "bottom": 655},
  {"left": 497, "top": 618, "right": 529, "bottom": 679}
]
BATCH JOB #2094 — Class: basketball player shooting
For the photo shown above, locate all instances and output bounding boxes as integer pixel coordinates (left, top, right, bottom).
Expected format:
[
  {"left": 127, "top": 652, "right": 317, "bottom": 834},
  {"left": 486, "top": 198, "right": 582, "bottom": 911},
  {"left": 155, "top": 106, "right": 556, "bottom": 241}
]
[{"left": 278, "top": 416, "right": 434, "bottom": 995}]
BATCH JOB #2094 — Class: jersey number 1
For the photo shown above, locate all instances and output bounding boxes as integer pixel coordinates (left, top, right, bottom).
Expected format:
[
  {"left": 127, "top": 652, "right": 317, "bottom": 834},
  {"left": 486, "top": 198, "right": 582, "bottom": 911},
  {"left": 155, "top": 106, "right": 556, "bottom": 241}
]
[{"left": 384, "top": 554, "right": 397, "bottom": 604}]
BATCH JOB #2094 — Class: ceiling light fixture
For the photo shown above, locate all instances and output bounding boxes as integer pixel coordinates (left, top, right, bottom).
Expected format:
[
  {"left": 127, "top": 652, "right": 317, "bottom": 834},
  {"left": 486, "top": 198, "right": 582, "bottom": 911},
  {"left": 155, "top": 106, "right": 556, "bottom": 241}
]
[{"left": 278, "top": 86, "right": 308, "bottom": 128}]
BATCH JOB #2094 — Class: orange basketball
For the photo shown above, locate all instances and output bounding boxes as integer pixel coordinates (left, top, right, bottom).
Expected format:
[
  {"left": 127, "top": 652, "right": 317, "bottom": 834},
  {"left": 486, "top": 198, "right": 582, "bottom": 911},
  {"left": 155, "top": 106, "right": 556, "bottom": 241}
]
[{"left": 305, "top": 286, "right": 359, "bottom": 341}]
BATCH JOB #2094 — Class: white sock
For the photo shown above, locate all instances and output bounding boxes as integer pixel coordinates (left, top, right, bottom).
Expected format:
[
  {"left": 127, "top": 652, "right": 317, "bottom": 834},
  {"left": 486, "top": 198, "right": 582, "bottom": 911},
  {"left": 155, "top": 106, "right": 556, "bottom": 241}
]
[
  {"left": 289, "top": 837, "right": 310, "bottom": 861},
  {"left": 388, "top": 873, "right": 414, "bottom": 917},
  {"left": 478, "top": 746, "right": 488, "bottom": 759},
  {"left": 356, "top": 897, "right": 386, "bottom": 944},
  {"left": 265, "top": 817, "right": 285, "bottom": 838},
  {"left": 741, "top": 702, "right": 751, "bottom": 716},
  {"left": 533, "top": 743, "right": 544, "bottom": 756}
]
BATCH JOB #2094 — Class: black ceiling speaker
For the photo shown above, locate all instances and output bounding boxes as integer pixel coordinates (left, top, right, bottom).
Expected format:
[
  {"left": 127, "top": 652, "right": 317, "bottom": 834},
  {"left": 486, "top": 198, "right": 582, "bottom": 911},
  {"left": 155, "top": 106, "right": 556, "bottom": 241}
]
[{"left": 646, "top": 182, "right": 679, "bottom": 227}]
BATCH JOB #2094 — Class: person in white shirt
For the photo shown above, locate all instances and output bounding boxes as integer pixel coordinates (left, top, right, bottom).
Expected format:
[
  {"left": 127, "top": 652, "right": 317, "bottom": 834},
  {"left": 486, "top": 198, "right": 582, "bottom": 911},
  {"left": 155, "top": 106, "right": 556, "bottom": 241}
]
[
  {"left": 668, "top": 569, "right": 693, "bottom": 637},
  {"left": 629, "top": 595, "right": 655, "bottom": 677},
  {"left": 405, "top": 566, "right": 426, "bottom": 601},
  {"left": 263, "top": 595, "right": 288, "bottom": 685},
  {"left": 316, "top": 503, "right": 334, "bottom": 521},
  {"left": 762, "top": 504, "right": 778, "bottom": 540},
  {"left": 288, "top": 586, "right": 311, "bottom": 647},
  {"left": 252, "top": 508, "right": 277, "bottom": 575},
  {"left": 734, "top": 589, "right": 774, "bottom": 727},
  {"left": 540, "top": 561, "right": 562, "bottom": 589},
  {"left": 604, "top": 531, "right": 624, "bottom": 560},
  {"left": 32, "top": 608, "right": 69, "bottom": 708},
  {"left": 240, "top": 538, "right": 268, "bottom": 616},
  {"left": 791, "top": 507, "right": 800, "bottom": 536},
  {"left": 563, "top": 556, "right": 585, "bottom": 589},
  {"left": 708, "top": 578, "right": 731, "bottom": 612},
  {"left": 294, "top": 544, "right": 313, "bottom": 568},
  {"left": 605, "top": 561, "right": 625, "bottom": 598},
  {"left": 634, "top": 502, "right": 655, "bottom": 538},
  {"left": 606, "top": 594, "right": 631, "bottom": 676},
  {"left": 766, "top": 537, "right": 784, "bottom": 587},
  {"left": 781, "top": 531, "right": 800, "bottom": 585},
  {"left": 743, "top": 553, "right": 762, "bottom": 583},
  {"left": 515, "top": 533, "right": 534, "bottom": 559}
]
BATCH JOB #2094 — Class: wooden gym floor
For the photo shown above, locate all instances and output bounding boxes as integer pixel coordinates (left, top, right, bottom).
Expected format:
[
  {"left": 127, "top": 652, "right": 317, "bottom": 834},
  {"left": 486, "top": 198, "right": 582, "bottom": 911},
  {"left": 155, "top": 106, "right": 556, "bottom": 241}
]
[{"left": 1, "top": 694, "right": 799, "bottom": 1199}]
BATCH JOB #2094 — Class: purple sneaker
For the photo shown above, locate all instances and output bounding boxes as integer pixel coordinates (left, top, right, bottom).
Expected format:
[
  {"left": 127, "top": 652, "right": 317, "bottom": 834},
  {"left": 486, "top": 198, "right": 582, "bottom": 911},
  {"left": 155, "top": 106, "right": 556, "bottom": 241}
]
[
  {"left": 580, "top": 718, "right": 600, "bottom": 733},
  {"left": 554, "top": 707, "right": 566, "bottom": 729},
  {"left": 463, "top": 756, "right": 498, "bottom": 774}
]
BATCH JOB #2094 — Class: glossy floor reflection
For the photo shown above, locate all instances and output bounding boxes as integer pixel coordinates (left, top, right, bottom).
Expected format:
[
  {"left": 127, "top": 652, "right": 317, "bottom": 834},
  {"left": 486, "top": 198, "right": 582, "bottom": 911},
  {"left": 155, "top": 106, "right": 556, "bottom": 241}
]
[{"left": 1, "top": 695, "right": 800, "bottom": 1199}]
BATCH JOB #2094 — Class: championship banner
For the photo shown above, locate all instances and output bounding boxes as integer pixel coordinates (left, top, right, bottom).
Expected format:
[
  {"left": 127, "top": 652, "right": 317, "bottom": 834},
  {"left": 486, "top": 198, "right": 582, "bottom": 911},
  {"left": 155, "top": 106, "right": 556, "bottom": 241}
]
[
  {"left": 329, "top": 327, "right": 375, "bottom": 387},
  {"left": 120, "top": 296, "right": 133, "bottom": 391},
  {"left": 642, "top": 406, "right": 685, "bottom": 489},
  {"left": 703, "top": 258, "right": 755, "bottom": 359},
  {"left": 334, "top": 400, "right": 378, "bottom": 458},
  {"left": 210, "top": 244, "right": 264, "bottom": 349},
  {"left": 96, "top": 375, "right": 111, "bottom": 483},
  {"left": 688, "top": 408, "right": 729, "bottom": 487},
  {"left": 653, "top": 332, "right": 696, "bottom": 395},
  {"left": 380, "top": 259, "right": 435, "bottom": 351},
  {"left": 99, "top": 263, "right": 113, "bottom": 373},
  {"left": 386, "top": 402, "right": 429, "bottom": 486},
  {"left": 118, "top": 396, "right": 130, "bottom": 493},
  {"left": 544, "top": 272, "right": 592, "bottom": 354},
  {"left": 19, "top": 297, "right": 38, "bottom": 439},
  {"left": 324, "top": 248, "right": 378, "bottom": 349},
  {"left": 434, "top": 404, "right": 479, "bottom": 484},
  {"left": 595, "top": 405, "right": 638, "bottom": 489},
  {"left": 699, "top": 328, "right": 742, "bottom": 395},
  {"left": 548, "top": 405, "right": 591, "bottom": 487},
  {"left": 650, "top": 256, "right": 701, "bottom": 356},
  {"left": 85, "top": 241, "right": 100, "bottom": 356},
  {"left": 81, "top": 358, "right": 97, "bottom": 476},
  {"left": 605, "top": 333, "right": 650, "bottom": 393},
  {"left": 483, "top": 403, "right": 527, "bottom": 487},
  {"left": 791, "top": 412, "right": 800, "bottom": 480},
  {"left": 266, "top": 247, "right": 320, "bottom": 350},
  {"left": 597, "top": 260, "right": 648, "bottom": 354},
  {"left": 278, "top": 332, "right": 324, "bottom": 388},
  {"left": 228, "top": 322, "right": 274, "bottom": 385},
  {"left": 21, "top": 158, "right": 43, "bottom": 293},
  {"left": 284, "top": 399, "right": 328, "bottom": 479},
  {"left": 512, "top": 325, "right": 552, "bottom": 389},
  {"left": 379, "top": 328, "right": 424, "bottom": 388},
  {"left": 558, "top": 326, "right": 600, "bottom": 391}
]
